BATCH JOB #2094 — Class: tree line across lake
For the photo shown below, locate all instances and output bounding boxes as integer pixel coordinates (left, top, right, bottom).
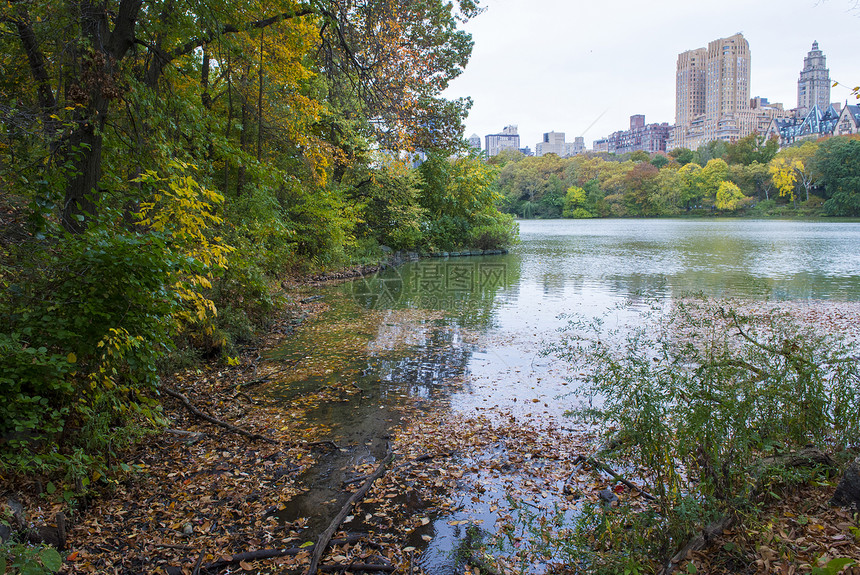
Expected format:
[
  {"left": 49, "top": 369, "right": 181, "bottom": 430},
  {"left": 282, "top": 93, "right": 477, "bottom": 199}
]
[{"left": 490, "top": 133, "right": 860, "bottom": 220}]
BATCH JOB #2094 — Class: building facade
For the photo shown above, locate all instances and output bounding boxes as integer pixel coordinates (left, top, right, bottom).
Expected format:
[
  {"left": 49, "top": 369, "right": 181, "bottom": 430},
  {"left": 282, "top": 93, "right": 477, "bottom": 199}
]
[
  {"left": 674, "top": 47, "right": 708, "bottom": 149},
  {"left": 535, "top": 131, "right": 585, "bottom": 157},
  {"left": 765, "top": 103, "right": 842, "bottom": 147},
  {"left": 834, "top": 104, "right": 860, "bottom": 136},
  {"left": 703, "top": 33, "right": 751, "bottom": 143},
  {"left": 485, "top": 125, "right": 520, "bottom": 157},
  {"left": 467, "top": 133, "right": 482, "bottom": 153},
  {"left": 594, "top": 115, "right": 672, "bottom": 155},
  {"left": 797, "top": 41, "right": 831, "bottom": 117}
]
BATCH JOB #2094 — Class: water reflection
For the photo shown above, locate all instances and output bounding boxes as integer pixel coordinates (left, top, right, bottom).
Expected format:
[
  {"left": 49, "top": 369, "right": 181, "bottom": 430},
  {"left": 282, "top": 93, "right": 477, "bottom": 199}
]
[{"left": 268, "top": 219, "right": 860, "bottom": 573}]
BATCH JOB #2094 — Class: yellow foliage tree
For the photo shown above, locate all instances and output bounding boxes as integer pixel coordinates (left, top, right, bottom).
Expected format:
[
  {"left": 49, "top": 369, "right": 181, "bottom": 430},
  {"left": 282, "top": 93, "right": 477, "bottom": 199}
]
[
  {"left": 135, "top": 161, "right": 233, "bottom": 334},
  {"left": 769, "top": 158, "right": 800, "bottom": 203},
  {"left": 715, "top": 181, "right": 746, "bottom": 211}
]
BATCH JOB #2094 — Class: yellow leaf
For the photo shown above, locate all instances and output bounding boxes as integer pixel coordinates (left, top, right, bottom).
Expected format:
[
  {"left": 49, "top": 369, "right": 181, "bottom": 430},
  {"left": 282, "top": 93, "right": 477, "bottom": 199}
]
[
  {"left": 299, "top": 541, "right": 314, "bottom": 548},
  {"left": 67, "top": 352, "right": 77, "bottom": 364}
]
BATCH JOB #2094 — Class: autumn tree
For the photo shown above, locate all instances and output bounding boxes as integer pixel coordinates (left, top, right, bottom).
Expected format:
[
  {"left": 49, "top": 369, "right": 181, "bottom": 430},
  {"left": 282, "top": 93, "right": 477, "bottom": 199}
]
[
  {"left": 771, "top": 141, "right": 819, "bottom": 202},
  {"left": 715, "top": 181, "right": 747, "bottom": 211},
  {"left": 769, "top": 158, "right": 800, "bottom": 204}
]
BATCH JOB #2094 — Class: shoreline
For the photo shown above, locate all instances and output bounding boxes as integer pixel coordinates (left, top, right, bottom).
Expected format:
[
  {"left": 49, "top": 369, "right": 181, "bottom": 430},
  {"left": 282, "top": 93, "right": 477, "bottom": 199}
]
[{"left": 4, "top": 292, "right": 860, "bottom": 574}]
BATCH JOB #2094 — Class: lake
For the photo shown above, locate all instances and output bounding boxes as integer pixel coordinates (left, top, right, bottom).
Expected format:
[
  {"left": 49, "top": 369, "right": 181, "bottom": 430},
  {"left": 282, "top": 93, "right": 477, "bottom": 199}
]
[{"left": 269, "top": 218, "right": 860, "bottom": 572}]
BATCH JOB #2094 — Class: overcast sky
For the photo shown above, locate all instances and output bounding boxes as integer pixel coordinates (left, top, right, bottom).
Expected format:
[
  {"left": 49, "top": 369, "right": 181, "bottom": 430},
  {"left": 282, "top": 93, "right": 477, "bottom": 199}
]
[{"left": 443, "top": 0, "right": 859, "bottom": 151}]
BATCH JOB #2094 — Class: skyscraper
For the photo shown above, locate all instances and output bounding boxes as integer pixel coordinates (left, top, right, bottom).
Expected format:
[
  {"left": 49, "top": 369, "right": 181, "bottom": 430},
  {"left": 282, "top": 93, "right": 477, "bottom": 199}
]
[
  {"left": 485, "top": 125, "right": 520, "bottom": 157},
  {"left": 797, "top": 41, "right": 831, "bottom": 117},
  {"left": 674, "top": 48, "right": 707, "bottom": 149},
  {"left": 672, "top": 33, "right": 755, "bottom": 149},
  {"left": 703, "top": 33, "right": 750, "bottom": 142}
]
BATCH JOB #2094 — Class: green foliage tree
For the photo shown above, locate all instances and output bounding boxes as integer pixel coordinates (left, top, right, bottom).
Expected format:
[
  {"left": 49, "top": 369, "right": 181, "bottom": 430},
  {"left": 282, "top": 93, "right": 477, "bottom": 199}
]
[
  {"left": 358, "top": 158, "right": 427, "bottom": 250},
  {"left": 650, "top": 154, "right": 671, "bottom": 169},
  {"left": 815, "top": 136, "right": 860, "bottom": 216},
  {"left": 724, "top": 132, "right": 779, "bottom": 166},
  {"left": 0, "top": 0, "right": 491, "bottom": 480},
  {"left": 562, "top": 186, "right": 593, "bottom": 218},
  {"left": 669, "top": 147, "right": 696, "bottom": 166}
]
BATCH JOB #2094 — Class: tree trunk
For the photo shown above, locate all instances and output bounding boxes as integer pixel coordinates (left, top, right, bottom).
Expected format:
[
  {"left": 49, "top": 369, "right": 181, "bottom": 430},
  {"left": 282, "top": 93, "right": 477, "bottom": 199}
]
[
  {"left": 62, "top": 102, "right": 106, "bottom": 232},
  {"left": 236, "top": 68, "right": 249, "bottom": 197},
  {"left": 224, "top": 52, "right": 234, "bottom": 194},
  {"left": 257, "top": 30, "right": 264, "bottom": 163},
  {"left": 60, "top": 0, "right": 142, "bottom": 232},
  {"left": 13, "top": 5, "right": 59, "bottom": 147}
]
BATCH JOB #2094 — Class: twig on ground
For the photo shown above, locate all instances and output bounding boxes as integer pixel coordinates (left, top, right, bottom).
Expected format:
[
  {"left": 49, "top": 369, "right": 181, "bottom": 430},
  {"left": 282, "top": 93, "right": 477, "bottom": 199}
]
[
  {"left": 204, "top": 535, "right": 365, "bottom": 572},
  {"left": 306, "top": 453, "right": 395, "bottom": 575},
  {"left": 657, "top": 514, "right": 735, "bottom": 575},
  {"left": 161, "top": 386, "right": 278, "bottom": 444},
  {"left": 579, "top": 455, "right": 656, "bottom": 501}
]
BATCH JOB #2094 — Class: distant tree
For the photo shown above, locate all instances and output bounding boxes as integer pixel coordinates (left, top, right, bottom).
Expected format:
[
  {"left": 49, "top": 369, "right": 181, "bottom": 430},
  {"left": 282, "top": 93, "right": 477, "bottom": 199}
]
[
  {"left": 769, "top": 158, "right": 800, "bottom": 204},
  {"left": 489, "top": 149, "right": 526, "bottom": 166},
  {"left": 628, "top": 150, "right": 651, "bottom": 163},
  {"left": 715, "top": 181, "right": 747, "bottom": 211},
  {"left": 774, "top": 141, "right": 819, "bottom": 202},
  {"left": 696, "top": 140, "right": 728, "bottom": 164},
  {"left": 650, "top": 154, "right": 671, "bottom": 169},
  {"left": 746, "top": 161, "right": 775, "bottom": 201},
  {"left": 650, "top": 166, "right": 682, "bottom": 215},
  {"left": 625, "top": 162, "right": 660, "bottom": 215},
  {"left": 563, "top": 186, "right": 593, "bottom": 218},
  {"left": 814, "top": 136, "right": 860, "bottom": 216},
  {"left": 725, "top": 133, "right": 779, "bottom": 166},
  {"left": 669, "top": 147, "right": 695, "bottom": 166},
  {"left": 677, "top": 163, "right": 704, "bottom": 210},
  {"left": 700, "top": 158, "right": 730, "bottom": 206}
]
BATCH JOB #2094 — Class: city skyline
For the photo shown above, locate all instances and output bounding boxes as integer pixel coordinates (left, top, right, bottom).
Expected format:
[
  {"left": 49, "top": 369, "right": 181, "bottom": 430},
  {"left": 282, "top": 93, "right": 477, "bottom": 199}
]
[{"left": 443, "top": 0, "right": 858, "bottom": 152}]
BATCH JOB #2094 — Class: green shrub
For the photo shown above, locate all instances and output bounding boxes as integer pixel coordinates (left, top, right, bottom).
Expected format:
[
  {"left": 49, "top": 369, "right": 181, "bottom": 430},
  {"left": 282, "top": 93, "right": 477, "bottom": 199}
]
[
  {"left": 538, "top": 298, "right": 860, "bottom": 572},
  {"left": 469, "top": 212, "right": 519, "bottom": 250}
]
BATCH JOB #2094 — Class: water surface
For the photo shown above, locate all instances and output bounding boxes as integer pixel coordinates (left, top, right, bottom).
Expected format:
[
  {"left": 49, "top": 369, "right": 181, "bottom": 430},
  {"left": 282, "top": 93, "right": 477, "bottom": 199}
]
[{"left": 270, "top": 218, "right": 860, "bottom": 572}]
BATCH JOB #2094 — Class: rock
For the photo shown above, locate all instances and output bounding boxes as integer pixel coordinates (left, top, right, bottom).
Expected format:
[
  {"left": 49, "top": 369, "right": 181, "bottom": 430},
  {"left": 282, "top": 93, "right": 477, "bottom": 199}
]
[
  {"left": 598, "top": 488, "right": 619, "bottom": 506},
  {"left": 831, "top": 456, "right": 860, "bottom": 510},
  {"left": 6, "top": 496, "right": 24, "bottom": 522}
]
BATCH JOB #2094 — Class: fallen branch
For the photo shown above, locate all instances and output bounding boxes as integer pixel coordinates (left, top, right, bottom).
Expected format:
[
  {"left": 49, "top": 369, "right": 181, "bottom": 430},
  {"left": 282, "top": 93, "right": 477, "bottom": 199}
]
[
  {"left": 579, "top": 456, "right": 656, "bottom": 501},
  {"left": 344, "top": 451, "right": 453, "bottom": 486},
  {"left": 232, "top": 390, "right": 257, "bottom": 405},
  {"left": 161, "top": 386, "right": 278, "bottom": 444},
  {"left": 191, "top": 545, "right": 206, "bottom": 575},
  {"left": 657, "top": 514, "right": 735, "bottom": 575},
  {"left": 204, "top": 535, "right": 365, "bottom": 571},
  {"left": 155, "top": 544, "right": 195, "bottom": 551},
  {"left": 563, "top": 460, "right": 586, "bottom": 495},
  {"left": 306, "top": 453, "right": 395, "bottom": 575}
]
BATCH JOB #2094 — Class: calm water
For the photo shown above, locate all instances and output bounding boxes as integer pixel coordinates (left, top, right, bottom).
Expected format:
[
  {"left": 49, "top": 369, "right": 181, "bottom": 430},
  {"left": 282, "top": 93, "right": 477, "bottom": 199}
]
[{"left": 271, "top": 218, "right": 860, "bottom": 572}]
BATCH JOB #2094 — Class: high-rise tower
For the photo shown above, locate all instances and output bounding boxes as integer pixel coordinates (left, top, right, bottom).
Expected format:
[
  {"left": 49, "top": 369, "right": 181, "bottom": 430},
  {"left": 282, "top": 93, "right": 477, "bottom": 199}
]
[
  {"left": 797, "top": 41, "right": 830, "bottom": 117},
  {"left": 674, "top": 48, "right": 707, "bottom": 149},
  {"left": 703, "top": 33, "right": 750, "bottom": 142}
]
